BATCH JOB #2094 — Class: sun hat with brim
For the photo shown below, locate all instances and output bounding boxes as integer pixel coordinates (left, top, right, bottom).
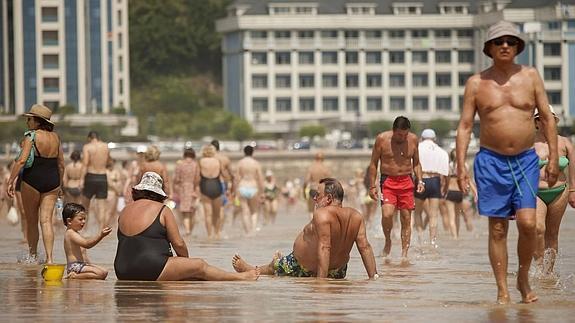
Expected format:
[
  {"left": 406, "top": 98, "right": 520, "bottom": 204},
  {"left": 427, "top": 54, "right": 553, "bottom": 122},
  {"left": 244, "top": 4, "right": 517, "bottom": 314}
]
[
  {"left": 534, "top": 105, "right": 559, "bottom": 120},
  {"left": 133, "top": 171, "right": 167, "bottom": 197},
  {"left": 483, "top": 21, "right": 525, "bottom": 58},
  {"left": 22, "top": 104, "right": 54, "bottom": 125}
]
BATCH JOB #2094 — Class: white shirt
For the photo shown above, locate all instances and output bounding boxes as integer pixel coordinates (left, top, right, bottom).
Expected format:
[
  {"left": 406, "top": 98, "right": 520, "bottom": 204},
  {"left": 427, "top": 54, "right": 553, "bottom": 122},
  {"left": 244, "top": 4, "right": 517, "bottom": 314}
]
[{"left": 418, "top": 139, "right": 449, "bottom": 176}]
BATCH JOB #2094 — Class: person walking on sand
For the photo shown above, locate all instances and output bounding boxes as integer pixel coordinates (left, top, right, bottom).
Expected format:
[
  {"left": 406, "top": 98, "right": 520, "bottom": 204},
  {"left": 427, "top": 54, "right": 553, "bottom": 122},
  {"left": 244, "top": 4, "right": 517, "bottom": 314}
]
[
  {"left": 456, "top": 20, "right": 558, "bottom": 304},
  {"left": 80, "top": 131, "right": 110, "bottom": 230},
  {"left": 235, "top": 145, "right": 264, "bottom": 236},
  {"left": 304, "top": 152, "right": 331, "bottom": 219}
]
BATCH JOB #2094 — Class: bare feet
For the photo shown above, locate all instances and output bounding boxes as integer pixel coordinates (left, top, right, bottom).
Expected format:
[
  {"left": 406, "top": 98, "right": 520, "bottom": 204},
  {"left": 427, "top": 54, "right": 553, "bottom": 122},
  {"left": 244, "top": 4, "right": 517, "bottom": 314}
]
[
  {"left": 238, "top": 267, "right": 260, "bottom": 281},
  {"left": 232, "top": 254, "right": 254, "bottom": 273},
  {"left": 517, "top": 281, "right": 538, "bottom": 304},
  {"left": 496, "top": 294, "right": 510, "bottom": 305},
  {"left": 399, "top": 257, "right": 411, "bottom": 267},
  {"left": 65, "top": 272, "right": 78, "bottom": 279},
  {"left": 383, "top": 239, "right": 392, "bottom": 257}
]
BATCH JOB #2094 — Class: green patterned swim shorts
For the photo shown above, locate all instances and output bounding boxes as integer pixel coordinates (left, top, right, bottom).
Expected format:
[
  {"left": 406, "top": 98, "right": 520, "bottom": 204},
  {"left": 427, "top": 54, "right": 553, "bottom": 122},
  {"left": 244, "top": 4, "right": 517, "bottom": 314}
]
[{"left": 273, "top": 252, "right": 347, "bottom": 279}]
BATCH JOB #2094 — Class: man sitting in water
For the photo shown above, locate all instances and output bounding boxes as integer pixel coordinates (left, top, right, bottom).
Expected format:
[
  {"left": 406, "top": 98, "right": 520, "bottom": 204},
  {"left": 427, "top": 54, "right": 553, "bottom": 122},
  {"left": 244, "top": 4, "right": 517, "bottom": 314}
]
[{"left": 232, "top": 178, "right": 378, "bottom": 279}]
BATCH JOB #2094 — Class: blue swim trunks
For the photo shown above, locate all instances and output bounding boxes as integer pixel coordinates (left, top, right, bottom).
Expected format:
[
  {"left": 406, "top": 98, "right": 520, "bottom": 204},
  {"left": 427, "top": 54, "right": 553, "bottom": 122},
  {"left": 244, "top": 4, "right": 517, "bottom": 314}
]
[
  {"left": 473, "top": 147, "right": 539, "bottom": 218},
  {"left": 274, "top": 252, "right": 347, "bottom": 279}
]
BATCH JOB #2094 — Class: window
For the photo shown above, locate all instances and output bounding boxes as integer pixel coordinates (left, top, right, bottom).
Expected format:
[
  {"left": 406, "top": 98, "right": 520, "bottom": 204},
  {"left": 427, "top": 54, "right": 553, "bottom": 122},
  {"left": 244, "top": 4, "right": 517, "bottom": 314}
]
[
  {"left": 390, "top": 74, "right": 405, "bottom": 87},
  {"left": 347, "top": 5, "right": 375, "bottom": 15},
  {"left": 43, "top": 101, "right": 60, "bottom": 111},
  {"left": 366, "top": 51, "right": 381, "bottom": 64},
  {"left": 413, "top": 73, "right": 428, "bottom": 87},
  {"left": 299, "top": 74, "right": 314, "bottom": 88},
  {"left": 252, "top": 75, "right": 267, "bottom": 88},
  {"left": 436, "top": 73, "right": 451, "bottom": 87},
  {"left": 459, "top": 72, "right": 473, "bottom": 86},
  {"left": 323, "top": 97, "right": 339, "bottom": 112},
  {"left": 43, "top": 78, "right": 59, "bottom": 93},
  {"left": 322, "top": 51, "right": 338, "bottom": 64},
  {"left": 295, "top": 6, "right": 315, "bottom": 14},
  {"left": 366, "top": 74, "right": 382, "bottom": 87},
  {"left": 344, "top": 30, "right": 359, "bottom": 39},
  {"left": 412, "top": 51, "right": 428, "bottom": 63},
  {"left": 298, "top": 30, "right": 314, "bottom": 39},
  {"left": 270, "top": 6, "right": 291, "bottom": 15},
  {"left": 436, "top": 97, "right": 452, "bottom": 111},
  {"left": 456, "top": 29, "right": 473, "bottom": 38},
  {"left": 435, "top": 29, "right": 451, "bottom": 38},
  {"left": 367, "top": 97, "right": 382, "bottom": 111},
  {"left": 252, "top": 52, "right": 267, "bottom": 65},
  {"left": 442, "top": 5, "right": 468, "bottom": 14},
  {"left": 119, "top": 79, "right": 124, "bottom": 95},
  {"left": 274, "top": 31, "right": 291, "bottom": 39},
  {"left": 118, "top": 56, "right": 123, "bottom": 72},
  {"left": 322, "top": 74, "right": 338, "bottom": 87},
  {"left": 412, "top": 30, "right": 428, "bottom": 38},
  {"left": 321, "top": 30, "right": 338, "bottom": 39},
  {"left": 276, "top": 74, "right": 291, "bottom": 88},
  {"left": 345, "top": 51, "right": 358, "bottom": 64},
  {"left": 276, "top": 98, "right": 292, "bottom": 112},
  {"left": 544, "top": 67, "right": 561, "bottom": 81},
  {"left": 389, "top": 51, "right": 405, "bottom": 64},
  {"left": 250, "top": 31, "right": 267, "bottom": 39},
  {"left": 389, "top": 30, "right": 405, "bottom": 38},
  {"left": 117, "top": 10, "right": 122, "bottom": 26},
  {"left": 41, "top": 7, "right": 58, "bottom": 22},
  {"left": 548, "top": 21, "right": 561, "bottom": 30},
  {"left": 568, "top": 20, "right": 575, "bottom": 30},
  {"left": 43, "top": 54, "right": 59, "bottom": 69},
  {"left": 300, "top": 98, "right": 315, "bottom": 112},
  {"left": 393, "top": 5, "right": 422, "bottom": 15},
  {"left": 276, "top": 52, "right": 291, "bottom": 64},
  {"left": 458, "top": 50, "right": 474, "bottom": 63},
  {"left": 365, "top": 30, "right": 381, "bottom": 38},
  {"left": 413, "top": 96, "right": 429, "bottom": 111},
  {"left": 547, "top": 91, "right": 561, "bottom": 105},
  {"left": 252, "top": 98, "right": 268, "bottom": 112},
  {"left": 346, "top": 97, "right": 359, "bottom": 112},
  {"left": 299, "top": 52, "right": 314, "bottom": 65},
  {"left": 118, "top": 33, "right": 123, "bottom": 49},
  {"left": 346, "top": 74, "right": 359, "bottom": 88},
  {"left": 42, "top": 31, "right": 58, "bottom": 46},
  {"left": 544, "top": 43, "right": 561, "bottom": 56},
  {"left": 436, "top": 50, "right": 451, "bottom": 63},
  {"left": 390, "top": 97, "right": 405, "bottom": 111}
]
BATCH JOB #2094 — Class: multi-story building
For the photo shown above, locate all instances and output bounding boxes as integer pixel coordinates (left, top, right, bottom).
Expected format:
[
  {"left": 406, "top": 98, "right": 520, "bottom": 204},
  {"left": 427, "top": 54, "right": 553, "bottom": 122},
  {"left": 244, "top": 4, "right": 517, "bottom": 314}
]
[
  {"left": 216, "top": 0, "right": 575, "bottom": 134},
  {"left": 1, "top": 0, "right": 130, "bottom": 115}
]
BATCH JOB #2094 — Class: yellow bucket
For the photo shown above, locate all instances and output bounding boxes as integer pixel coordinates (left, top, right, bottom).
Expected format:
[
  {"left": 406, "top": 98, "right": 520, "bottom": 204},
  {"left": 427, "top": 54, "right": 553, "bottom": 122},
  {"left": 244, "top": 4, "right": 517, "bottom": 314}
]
[{"left": 41, "top": 264, "right": 65, "bottom": 281}]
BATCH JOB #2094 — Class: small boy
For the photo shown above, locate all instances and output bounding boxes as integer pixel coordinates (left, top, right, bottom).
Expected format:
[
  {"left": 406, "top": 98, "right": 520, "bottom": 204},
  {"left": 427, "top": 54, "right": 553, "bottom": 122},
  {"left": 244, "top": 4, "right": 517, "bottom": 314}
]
[{"left": 62, "top": 203, "right": 112, "bottom": 279}]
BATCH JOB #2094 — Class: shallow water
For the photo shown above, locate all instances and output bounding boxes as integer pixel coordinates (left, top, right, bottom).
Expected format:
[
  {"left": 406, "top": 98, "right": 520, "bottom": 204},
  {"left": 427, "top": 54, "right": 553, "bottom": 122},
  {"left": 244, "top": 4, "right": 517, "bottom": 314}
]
[{"left": 1, "top": 202, "right": 574, "bottom": 322}]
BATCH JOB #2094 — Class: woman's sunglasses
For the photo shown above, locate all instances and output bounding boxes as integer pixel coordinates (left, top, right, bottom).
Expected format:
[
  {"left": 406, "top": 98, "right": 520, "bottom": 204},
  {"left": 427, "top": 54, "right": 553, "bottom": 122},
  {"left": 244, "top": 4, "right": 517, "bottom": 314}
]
[{"left": 491, "top": 37, "right": 519, "bottom": 47}]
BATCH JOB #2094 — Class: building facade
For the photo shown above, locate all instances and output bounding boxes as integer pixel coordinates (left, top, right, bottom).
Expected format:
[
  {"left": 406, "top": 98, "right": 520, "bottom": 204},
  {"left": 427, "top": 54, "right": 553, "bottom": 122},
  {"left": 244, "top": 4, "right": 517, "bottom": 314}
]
[
  {"left": 1, "top": 0, "right": 130, "bottom": 115},
  {"left": 216, "top": 0, "right": 575, "bottom": 133}
]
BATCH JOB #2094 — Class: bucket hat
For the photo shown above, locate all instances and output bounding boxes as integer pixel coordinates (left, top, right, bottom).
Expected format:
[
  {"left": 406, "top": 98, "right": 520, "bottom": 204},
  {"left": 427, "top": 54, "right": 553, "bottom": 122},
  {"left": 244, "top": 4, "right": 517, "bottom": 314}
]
[
  {"left": 483, "top": 21, "right": 525, "bottom": 58},
  {"left": 22, "top": 104, "right": 54, "bottom": 125},
  {"left": 133, "top": 172, "right": 167, "bottom": 197}
]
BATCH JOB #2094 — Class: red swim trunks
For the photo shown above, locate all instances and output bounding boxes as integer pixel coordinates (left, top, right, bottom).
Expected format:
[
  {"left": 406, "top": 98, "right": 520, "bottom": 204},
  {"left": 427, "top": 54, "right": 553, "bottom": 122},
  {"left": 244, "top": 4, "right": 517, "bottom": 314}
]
[{"left": 380, "top": 175, "right": 415, "bottom": 210}]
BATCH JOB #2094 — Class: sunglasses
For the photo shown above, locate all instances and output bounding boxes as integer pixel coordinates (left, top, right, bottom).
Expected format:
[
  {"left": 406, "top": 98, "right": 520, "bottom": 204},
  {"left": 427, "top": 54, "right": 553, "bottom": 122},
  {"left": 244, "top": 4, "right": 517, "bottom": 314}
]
[{"left": 491, "top": 38, "right": 519, "bottom": 47}]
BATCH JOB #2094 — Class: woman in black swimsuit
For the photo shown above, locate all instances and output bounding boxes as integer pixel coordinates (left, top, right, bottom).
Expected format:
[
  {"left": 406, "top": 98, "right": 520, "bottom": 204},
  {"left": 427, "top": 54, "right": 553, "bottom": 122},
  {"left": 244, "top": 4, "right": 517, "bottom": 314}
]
[
  {"left": 197, "top": 145, "right": 224, "bottom": 239},
  {"left": 114, "top": 172, "right": 259, "bottom": 281},
  {"left": 7, "top": 104, "right": 64, "bottom": 264}
]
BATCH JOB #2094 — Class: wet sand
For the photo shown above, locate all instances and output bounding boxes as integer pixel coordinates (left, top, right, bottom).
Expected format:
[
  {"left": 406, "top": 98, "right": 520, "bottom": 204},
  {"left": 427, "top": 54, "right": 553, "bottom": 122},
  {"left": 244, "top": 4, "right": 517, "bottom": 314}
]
[{"left": 0, "top": 202, "right": 574, "bottom": 322}]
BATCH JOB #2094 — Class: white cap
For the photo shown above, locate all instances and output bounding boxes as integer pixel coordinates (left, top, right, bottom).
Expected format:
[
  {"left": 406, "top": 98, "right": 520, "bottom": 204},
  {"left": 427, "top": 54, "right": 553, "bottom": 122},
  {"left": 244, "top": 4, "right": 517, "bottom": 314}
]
[
  {"left": 265, "top": 170, "right": 273, "bottom": 177},
  {"left": 421, "top": 129, "right": 436, "bottom": 139},
  {"left": 534, "top": 105, "right": 558, "bottom": 120},
  {"left": 136, "top": 145, "right": 147, "bottom": 153}
]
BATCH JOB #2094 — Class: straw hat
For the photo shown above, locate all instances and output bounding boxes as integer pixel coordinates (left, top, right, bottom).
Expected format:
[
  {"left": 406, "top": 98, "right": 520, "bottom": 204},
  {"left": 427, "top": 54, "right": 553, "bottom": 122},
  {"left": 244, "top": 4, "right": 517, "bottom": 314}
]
[
  {"left": 133, "top": 172, "right": 167, "bottom": 197},
  {"left": 483, "top": 21, "right": 525, "bottom": 58},
  {"left": 22, "top": 104, "right": 54, "bottom": 125}
]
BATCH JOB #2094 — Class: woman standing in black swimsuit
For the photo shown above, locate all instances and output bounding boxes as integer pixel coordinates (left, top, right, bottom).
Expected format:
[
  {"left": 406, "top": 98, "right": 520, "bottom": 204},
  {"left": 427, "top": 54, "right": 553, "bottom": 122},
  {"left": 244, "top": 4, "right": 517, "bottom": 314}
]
[
  {"left": 7, "top": 104, "right": 64, "bottom": 264},
  {"left": 114, "top": 172, "right": 259, "bottom": 281},
  {"left": 197, "top": 145, "right": 224, "bottom": 239}
]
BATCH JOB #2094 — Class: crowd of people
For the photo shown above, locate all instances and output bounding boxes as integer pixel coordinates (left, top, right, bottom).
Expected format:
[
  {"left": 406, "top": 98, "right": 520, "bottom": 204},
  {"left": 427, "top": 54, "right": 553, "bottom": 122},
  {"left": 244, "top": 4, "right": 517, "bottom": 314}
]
[{"left": 0, "top": 20, "right": 573, "bottom": 305}]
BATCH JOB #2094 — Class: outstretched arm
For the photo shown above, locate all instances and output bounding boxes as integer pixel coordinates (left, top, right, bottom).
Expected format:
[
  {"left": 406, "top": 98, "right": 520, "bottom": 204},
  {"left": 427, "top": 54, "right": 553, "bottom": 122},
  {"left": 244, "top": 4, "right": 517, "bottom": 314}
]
[
  {"left": 355, "top": 218, "right": 378, "bottom": 279},
  {"left": 69, "top": 227, "right": 111, "bottom": 249},
  {"left": 314, "top": 210, "right": 331, "bottom": 278}
]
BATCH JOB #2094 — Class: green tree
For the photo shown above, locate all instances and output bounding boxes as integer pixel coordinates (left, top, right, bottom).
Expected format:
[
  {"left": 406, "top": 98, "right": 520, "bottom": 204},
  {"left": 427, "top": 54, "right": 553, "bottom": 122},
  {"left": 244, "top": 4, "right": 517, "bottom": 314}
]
[
  {"left": 427, "top": 118, "right": 453, "bottom": 139},
  {"left": 230, "top": 119, "right": 253, "bottom": 143},
  {"left": 367, "top": 120, "right": 392, "bottom": 137},
  {"left": 299, "top": 125, "right": 326, "bottom": 138}
]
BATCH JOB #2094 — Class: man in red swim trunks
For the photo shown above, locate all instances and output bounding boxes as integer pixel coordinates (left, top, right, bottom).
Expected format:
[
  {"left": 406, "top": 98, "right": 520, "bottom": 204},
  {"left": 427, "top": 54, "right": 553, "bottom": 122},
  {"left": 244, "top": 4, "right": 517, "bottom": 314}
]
[{"left": 368, "top": 116, "right": 425, "bottom": 263}]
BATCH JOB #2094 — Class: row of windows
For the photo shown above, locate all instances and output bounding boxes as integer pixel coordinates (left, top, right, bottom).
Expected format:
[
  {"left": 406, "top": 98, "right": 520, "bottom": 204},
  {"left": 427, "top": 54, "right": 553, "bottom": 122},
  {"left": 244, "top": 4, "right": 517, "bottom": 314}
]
[
  {"left": 41, "top": 54, "right": 125, "bottom": 72},
  {"left": 252, "top": 72, "right": 474, "bottom": 89},
  {"left": 251, "top": 50, "right": 474, "bottom": 65},
  {"left": 41, "top": 77, "right": 125, "bottom": 95},
  {"left": 265, "top": 4, "right": 469, "bottom": 16},
  {"left": 250, "top": 29, "right": 474, "bottom": 40},
  {"left": 251, "top": 91, "right": 564, "bottom": 113}
]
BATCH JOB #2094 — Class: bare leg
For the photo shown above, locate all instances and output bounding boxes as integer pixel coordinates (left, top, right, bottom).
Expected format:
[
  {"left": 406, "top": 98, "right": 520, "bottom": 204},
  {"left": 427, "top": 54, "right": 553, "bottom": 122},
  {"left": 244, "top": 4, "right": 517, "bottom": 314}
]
[
  {"left": 21, "top": 182, "right": 41, "bottom": 260},
  {"left": 201, "top": 197, "right": 213, "bottom": 238},
  {"left": 247, "top": 197, "right": 260, "bottom": 231},
  {"left": 80, "top": 195, "right": 92, "bottom": 232},
  {"left": 232, "top": 251, "right": 282, "bottom": 275},
  {"left": 413, "top": 198, "right": 425, "bottom": 239},
  {"left": 181, "top": 211, "right": 192, "bottom": 235},
  {"left": 94, "top": 198, "right": 108, "bottom": 230},
  {"left": 38, "top": 189, "right": 58, "bottom": 264},
  {"left": 461, "top": 199, "right": 475, "bottom": 232},
  {"left": 427, "top": 198, "right": 440, "bottom": 245},
  {"left": 240, "top": 197, "right": 252, "bottom": 234},
  {"left": 439, "top": 198, "right": 450, "bottom": 231},
  {"left": 158, "top": 257, "right": 259, "bottom": 281},
  {"left": 211, "top": 197, "right": 223, "bottom": 239},
  {"left": 534, "top": 197, "right": 547, "bottom": 269},
  {"left": 67, "top": 264, "right": 108, "bottom": 280},
  {"left": 515, "top": 209, "right": 538, "bottom": 303},
  {"left": 445, "top": 200, "right": 458, "bottom": 239},
  {"left": 381, "top": 204, "right": 396, "bottom": 259},
  {"left": 544, "top": 189, "right": 568, "bottom": 274},
  {"left": 15, "top": 191, "right": 27, "bottom": 243},
  {"left": 488, "top": 217, "right": 510, "bottom": 304},
  {"left": 399, "top": 209, "right": 412, "bottom": 261}
]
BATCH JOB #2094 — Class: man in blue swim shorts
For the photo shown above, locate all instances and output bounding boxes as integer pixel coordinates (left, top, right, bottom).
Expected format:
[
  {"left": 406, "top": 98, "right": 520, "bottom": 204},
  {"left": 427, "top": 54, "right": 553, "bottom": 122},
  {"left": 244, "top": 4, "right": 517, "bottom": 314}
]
[
  {"left": 456, "top": 21, "right": 559, "bottom": 304},
  {"left": 231, "top": 178, "right": 378, "bottom": 280}
]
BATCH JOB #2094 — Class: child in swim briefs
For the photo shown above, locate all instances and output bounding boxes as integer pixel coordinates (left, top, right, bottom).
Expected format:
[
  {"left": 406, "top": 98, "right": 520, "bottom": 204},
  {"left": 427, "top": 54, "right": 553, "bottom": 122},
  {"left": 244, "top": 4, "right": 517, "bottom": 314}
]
[
  {"left": 473, "top": 147, "right": 539, "bottom": 218},
  {"left": 273, "top": 252, "right": 347, "bottom": 279},
  {"left": 63, "top": 203, "right": 111, "bottom": 279},
  {"left": 380, "top": 175, "right": 415, "bottom": 210}
]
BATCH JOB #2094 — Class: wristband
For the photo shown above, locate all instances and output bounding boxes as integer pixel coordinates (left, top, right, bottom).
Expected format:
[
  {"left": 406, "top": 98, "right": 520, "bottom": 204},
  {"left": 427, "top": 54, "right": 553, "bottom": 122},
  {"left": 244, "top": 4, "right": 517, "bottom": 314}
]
[{"left": 418, "top": 180, "right": 425, "bottom": 186}]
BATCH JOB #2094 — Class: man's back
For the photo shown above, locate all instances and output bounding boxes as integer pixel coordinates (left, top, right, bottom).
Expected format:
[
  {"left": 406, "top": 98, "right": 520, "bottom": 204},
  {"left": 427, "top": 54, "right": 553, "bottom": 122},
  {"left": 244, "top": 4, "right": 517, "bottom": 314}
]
[
  {"left": 237, "top": 157, "right": 262, "bottom": 182},
  {"left": 83, "top": 141, "right": 109, "bottom": 174}
]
